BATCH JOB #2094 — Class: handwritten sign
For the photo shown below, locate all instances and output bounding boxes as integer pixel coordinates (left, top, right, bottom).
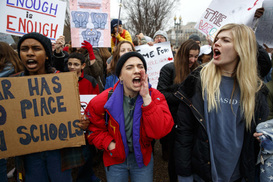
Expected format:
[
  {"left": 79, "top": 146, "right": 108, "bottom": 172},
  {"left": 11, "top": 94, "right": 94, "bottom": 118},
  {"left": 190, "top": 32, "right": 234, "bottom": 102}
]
[
  {"left": 255, "top": 0, "right": 273, "bottom": 47},
  {"left": 80, "top": 95, "right": 96, "bottom": 114},
  {"left": 0, "top": 72, "right": 85, "bottom": 159},
  {"left": 135, "top": 42, "right": 174, "bottom": 88},
  {"left": 0, "top": 0, "right": 66, "bottom": 41},
  {"left": 69, "top": 0, "right": 111, "bottom": 47},
  {"left": 195, "top": 0, "right": 264, "bottom": 40}
]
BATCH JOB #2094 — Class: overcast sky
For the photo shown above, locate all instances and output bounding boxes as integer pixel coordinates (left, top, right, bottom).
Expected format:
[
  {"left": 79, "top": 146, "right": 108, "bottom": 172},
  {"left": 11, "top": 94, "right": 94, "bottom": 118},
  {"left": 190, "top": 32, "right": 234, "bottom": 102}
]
[{"left": 110, "top": 0, "right": 213, "bottom": 26}]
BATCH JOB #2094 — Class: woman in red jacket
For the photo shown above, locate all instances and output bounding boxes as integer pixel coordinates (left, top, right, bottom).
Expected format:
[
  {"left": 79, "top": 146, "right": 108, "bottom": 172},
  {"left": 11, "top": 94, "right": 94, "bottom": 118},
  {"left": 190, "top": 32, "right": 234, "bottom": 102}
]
[{"left": 85, "top": 52, "right": 174, "bottom": 182}]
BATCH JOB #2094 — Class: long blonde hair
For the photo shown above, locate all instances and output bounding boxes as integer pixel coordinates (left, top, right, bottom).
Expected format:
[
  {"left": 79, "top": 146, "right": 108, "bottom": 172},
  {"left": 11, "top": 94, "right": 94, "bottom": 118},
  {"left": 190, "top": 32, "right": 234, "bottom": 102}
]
[{"left": 200, "top": 23, "right": 262, "bottom": 130}]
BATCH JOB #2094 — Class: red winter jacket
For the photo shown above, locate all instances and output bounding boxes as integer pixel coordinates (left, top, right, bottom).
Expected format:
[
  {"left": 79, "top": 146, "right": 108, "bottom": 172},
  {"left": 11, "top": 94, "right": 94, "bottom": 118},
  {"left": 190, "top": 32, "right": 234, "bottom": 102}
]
[
  {"left": 85, "top": 81, "right": 174, "bottom": 167},
  {"left": 78, "top": 71, "right": 100, "bottom": 95}
]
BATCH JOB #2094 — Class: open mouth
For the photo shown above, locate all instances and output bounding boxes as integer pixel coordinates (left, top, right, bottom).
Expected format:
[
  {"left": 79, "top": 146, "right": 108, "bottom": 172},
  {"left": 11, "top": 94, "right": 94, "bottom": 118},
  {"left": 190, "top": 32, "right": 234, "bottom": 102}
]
[
  {"left": 26, "top": 59, "right": 38, "bottom": 69},
  {"left": 213, "top": 49, "right": 221, "bottom": 59},
  {"left": 132, "top": 78, "right": 141, "bottom": 86}
]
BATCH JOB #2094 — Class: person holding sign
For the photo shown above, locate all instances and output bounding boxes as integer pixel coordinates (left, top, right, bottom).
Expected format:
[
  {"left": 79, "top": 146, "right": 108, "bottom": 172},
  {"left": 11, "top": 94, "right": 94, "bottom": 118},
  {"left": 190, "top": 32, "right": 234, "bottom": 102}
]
[
  {"left": 66, "top": 52, "right": 101, "bottom": 182},
  {"left": 81, "top": 41, "right": 105, "bottom": 93},
  {"left": 15, "top": 32, "right": 84, "bottom": 182},
  {"left": 52, "top": 35, "right": 69, "bottom": 72},
  {"left": 85, "top": 52, "right": 174, "bottom": 182},
  {"left": 157, "top": 39, "right": 200, "bottom": 182},
  {"left": 174, "top": 24, "right": 268, "bottom": 182}
]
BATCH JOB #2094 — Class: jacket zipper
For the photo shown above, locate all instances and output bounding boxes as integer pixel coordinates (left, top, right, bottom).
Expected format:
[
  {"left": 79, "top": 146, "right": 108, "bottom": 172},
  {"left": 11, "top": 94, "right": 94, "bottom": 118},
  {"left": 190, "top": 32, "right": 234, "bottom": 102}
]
[{"left": 175, "top": 91, "right": 207, "bottom": 132}]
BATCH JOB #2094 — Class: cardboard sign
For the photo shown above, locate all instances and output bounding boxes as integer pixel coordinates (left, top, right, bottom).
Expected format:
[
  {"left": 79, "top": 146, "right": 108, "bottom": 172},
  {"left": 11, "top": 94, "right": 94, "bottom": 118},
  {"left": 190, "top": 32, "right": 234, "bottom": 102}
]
[
  {"left": 0, "top": 72, "right": 85, "bottom": 159},
  {"left": 135, "top": 42, "right": 174, "bottom": 88},
  {"left": 194, "top": 0, "right": 264, "bottom": 40},
  {"left": 80, "top": 95, "right": 96, "bottom": 114},
  {"left": 0, "top": 0, "right": 66, "bottom": 41},
  {"left": 256, "top": 0, "right": 273, "bottom": 47},
  {"left": 69, "top": 0, "right": 111, "bottom": 47}
]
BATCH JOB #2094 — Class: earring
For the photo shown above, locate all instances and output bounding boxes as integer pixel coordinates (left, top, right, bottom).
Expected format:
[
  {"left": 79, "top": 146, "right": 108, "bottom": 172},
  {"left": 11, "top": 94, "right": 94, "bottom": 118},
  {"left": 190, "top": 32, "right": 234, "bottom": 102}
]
[{"left": 120, "top": 80, "right": 123, "bottom": 85}]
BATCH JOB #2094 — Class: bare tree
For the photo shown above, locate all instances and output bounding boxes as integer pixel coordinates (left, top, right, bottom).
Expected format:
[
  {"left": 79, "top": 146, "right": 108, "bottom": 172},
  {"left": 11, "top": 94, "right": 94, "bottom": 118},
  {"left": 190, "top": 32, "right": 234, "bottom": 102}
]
[{"left": 122, "top": 0, "right": 179, "bottom": 38}]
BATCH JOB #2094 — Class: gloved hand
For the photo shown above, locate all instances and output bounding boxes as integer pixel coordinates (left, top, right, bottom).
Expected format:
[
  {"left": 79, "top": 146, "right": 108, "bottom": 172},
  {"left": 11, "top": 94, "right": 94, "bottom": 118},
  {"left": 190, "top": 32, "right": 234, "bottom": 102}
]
[{"left": 81, "top": 40, "right": 95, "bottom": 60}]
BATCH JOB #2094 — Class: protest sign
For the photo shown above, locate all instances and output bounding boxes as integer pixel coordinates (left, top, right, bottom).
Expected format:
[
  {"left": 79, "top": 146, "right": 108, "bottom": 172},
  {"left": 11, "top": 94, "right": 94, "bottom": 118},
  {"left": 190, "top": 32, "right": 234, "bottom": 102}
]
[
  {"left": 135, "top": 42, "right": 174, "bottom": 88},
  {"left": 255, "top": 0, "right": 273, "bottom": 47},
  {"left": 69, "top": 0, "right": 111, "bottom": 47},
  {"left": 80, "top": 95, "right": 96, "bottom": 114},
  {"left": 0, "top": 72, "right": 85, "bottom": 159},
  {"left": 0, "top": 0, "right": 66, "bottom": 41},
  {"left": 195, "top": 0, "right": 264, "bottom": 40}
]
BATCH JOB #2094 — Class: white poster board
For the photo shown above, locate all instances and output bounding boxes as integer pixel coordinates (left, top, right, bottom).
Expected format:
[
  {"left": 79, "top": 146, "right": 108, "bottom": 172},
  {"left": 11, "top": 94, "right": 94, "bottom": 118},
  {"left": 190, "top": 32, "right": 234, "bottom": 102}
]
[
  {"left": 194, "top": 0, "right": 264, "bottom": 40},
  {"left": 255, "top": 0, "right": 273, "bottom": 47},
  {"left": 80, "top": 95, "right": 96, "bottom": 114},
  {"left": 0, "top": 0, "right": 66, "bottom": 41},
  {"left": 135, "top": 42, "right": 174, "bottom": 88}
]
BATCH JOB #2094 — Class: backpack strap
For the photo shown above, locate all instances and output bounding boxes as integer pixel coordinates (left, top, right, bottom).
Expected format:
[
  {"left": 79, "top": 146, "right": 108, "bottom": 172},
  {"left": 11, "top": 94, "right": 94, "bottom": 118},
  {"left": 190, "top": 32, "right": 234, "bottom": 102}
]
[{"left": 105, "top": 88, "right": 113, "bottom": 125}]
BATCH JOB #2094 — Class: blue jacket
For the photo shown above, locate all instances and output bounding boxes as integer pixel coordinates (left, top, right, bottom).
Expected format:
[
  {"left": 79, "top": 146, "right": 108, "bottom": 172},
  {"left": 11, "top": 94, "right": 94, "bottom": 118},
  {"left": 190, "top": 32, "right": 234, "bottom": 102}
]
[
  {"left": 105, "top": 74, "right": 118, "bottom": 90},
  {"left": 0, "top": 63, "right": 14, "bottom": 77}
]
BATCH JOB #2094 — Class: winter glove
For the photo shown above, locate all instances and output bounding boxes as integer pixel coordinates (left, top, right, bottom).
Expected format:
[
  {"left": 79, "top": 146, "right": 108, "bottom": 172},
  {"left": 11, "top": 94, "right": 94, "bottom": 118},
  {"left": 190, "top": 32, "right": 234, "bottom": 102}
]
[{"left": 81, "top": 40, "right": 96, "bottom": 60}]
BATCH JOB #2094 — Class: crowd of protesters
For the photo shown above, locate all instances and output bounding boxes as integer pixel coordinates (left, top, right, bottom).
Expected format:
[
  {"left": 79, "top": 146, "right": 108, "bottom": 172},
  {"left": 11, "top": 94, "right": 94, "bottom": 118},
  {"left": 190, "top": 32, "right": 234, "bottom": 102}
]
[{"left": 1, "top": 6, "right": 273, "bottom": 182}]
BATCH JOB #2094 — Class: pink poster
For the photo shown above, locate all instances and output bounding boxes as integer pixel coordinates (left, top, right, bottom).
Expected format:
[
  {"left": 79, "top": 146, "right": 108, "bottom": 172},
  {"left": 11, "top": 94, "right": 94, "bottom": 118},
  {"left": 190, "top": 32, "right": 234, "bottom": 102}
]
[{"left": 69, "top": 0, "right": 111, "bottom": 47}]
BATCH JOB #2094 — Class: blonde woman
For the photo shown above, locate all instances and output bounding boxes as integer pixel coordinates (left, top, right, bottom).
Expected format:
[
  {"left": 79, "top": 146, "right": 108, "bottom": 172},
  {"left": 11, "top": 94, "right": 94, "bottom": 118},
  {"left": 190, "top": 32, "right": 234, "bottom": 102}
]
[{"left": 174, "top": 24, "right": 269, "bottom": 182}]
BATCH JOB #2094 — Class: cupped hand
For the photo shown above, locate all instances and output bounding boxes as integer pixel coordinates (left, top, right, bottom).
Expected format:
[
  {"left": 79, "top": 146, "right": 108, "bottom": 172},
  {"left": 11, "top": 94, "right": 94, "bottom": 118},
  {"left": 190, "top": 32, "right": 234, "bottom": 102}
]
[{"left": 139, "top": 70, "right": 151, "bottom": 106}]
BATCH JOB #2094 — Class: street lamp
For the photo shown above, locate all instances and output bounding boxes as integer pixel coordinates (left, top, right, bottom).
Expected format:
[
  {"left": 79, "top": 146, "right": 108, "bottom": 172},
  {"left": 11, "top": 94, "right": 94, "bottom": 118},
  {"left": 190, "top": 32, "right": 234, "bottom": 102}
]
[{"left": 174, "top": 15, "right": 182, "bottom": 48}]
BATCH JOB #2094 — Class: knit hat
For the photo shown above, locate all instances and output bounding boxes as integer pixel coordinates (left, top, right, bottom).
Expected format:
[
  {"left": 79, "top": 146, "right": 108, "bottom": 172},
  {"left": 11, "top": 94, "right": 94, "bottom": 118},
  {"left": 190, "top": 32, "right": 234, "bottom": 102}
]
[
  {"left": 115, "top": 52, "right": 147, "bottom": 77},
  {"left": 188, "top": 34, "right": 201, "bottom": 42},
  {"left": 153, "top": 30, "right": 168, "bottom": 42},
  {"left": 111, "top": 19, "right": 122, "bottom": 33},
  {"left": 17, "top": 32, "right": 52, "bottom": 64}
]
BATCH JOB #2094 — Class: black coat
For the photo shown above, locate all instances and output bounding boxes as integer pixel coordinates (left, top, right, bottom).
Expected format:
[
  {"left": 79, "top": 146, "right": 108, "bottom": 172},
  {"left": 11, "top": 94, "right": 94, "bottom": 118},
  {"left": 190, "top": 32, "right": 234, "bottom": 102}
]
[
  {"left": 257, "top": 42, "right": 272, "bottom": 79},
  {"left": 157, "top": 62, "right": 180, "bottom": 123},
  {"left": 174, "top": 67, "right": 269, "bottom": 182},
  {"left": 51, "top": 50, "right": 69, "bottom": 72}
]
